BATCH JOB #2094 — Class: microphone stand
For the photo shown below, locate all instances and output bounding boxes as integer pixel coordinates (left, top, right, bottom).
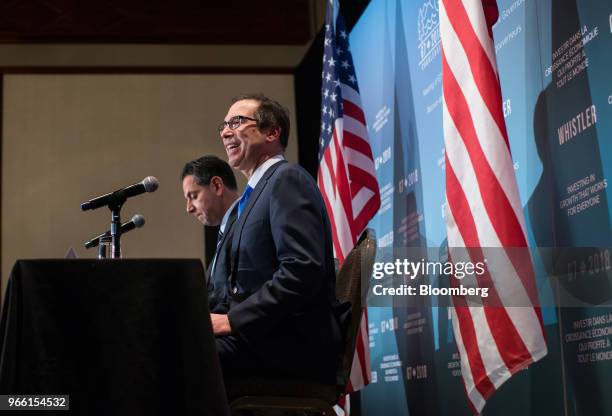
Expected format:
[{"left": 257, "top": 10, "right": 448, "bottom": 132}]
[{"left": 108, "top": 191, "right": 127, "bottom": 259}]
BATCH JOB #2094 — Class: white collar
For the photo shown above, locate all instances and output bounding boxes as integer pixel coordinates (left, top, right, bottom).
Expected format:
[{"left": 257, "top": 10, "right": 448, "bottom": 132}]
[
  {"left": 247, "top": 153, "right": 285, "bottom": 189},
  {"left": 219, "top": 198, "right": 239, "bottom": 234}
]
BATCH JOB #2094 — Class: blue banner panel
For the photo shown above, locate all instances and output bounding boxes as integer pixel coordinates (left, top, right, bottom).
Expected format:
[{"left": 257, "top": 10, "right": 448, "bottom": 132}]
[{"left": 349, "top": 0, "right": 612, "bottom": 414}]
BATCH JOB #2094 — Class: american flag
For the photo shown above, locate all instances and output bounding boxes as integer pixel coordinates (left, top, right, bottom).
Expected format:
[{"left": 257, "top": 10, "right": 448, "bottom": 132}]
[
  {"left": 440, "top": 0, "right": 547, "bottom": 413},
  {"left": 317, "top": 0, "right": 380, "bottom": 400}
]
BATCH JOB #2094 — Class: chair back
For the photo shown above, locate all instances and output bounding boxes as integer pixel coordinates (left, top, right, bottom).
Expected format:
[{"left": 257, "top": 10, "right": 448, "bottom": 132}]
[{"left": 335, "top": 228, "right": 376, "bottom": 395}]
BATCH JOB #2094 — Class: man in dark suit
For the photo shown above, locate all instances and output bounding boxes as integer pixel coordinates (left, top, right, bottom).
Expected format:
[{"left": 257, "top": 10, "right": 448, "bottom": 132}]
[
  {"left": 212, "top": 94, "right": 344, "bottom": 384},
  {"left": 182, "top": 155, "right": 239, "bottom": 313}
]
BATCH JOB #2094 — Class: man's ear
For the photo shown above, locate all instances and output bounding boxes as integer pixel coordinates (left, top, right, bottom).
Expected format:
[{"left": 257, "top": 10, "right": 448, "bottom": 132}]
[
  {"left": 265, "top": 125, "right": 281, "bottom": 144},
  {"left": 210, "top": 176, "right": 224, "bottom": 195}
]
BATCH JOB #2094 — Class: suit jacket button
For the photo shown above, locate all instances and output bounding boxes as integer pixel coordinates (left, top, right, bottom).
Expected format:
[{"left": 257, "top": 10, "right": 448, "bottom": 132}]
[{"left": 232, "top": 287, "right": 238, "bottom": 294}]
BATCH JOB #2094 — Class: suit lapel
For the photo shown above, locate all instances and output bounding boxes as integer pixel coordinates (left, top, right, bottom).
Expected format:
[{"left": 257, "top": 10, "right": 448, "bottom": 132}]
[
  {"left": 218, "top": 206, "right": 237, "bottom": 249},
  {"left": 210, "top": 204, "right": 237, "bottom": 279},
  {"left": 230, "top": 160, "right": 286, "bottom": 279}
]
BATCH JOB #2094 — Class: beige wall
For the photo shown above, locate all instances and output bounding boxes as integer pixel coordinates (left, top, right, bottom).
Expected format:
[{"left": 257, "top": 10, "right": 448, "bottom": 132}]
[
  {"left": 0, "top": 44, "right": 308, "bottom": 68},
  {"left": 1, "top": 74, "right": 298, "bottom": 291}
]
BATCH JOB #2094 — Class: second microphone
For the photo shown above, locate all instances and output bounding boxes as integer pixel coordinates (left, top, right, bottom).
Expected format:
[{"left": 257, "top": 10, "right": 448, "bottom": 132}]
[{"left": 84, "top": 214, "right": 145, "bottom": 249}]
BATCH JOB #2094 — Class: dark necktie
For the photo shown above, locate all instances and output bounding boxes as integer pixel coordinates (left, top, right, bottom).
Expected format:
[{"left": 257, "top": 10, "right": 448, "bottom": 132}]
[
  {"left": 210, "top": 206, "right": 237, "bottom": 276},
  {"left": 216, "top": 229, "right": 224, "bottom": 251}
]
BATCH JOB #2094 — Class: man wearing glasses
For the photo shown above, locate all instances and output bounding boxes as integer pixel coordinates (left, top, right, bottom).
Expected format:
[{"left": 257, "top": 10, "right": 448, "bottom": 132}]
[{"left": 212, "top": 94, "right": 344, "bottom": 386}]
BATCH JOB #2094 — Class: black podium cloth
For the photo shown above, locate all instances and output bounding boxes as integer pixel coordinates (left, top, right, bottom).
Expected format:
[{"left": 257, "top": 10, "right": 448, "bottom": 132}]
[{"left": 0, "top": 259, "right": 229, "bottom": 416}]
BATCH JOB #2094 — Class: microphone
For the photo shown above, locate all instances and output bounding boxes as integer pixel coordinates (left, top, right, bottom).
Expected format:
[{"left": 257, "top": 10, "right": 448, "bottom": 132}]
[
  {"left": 81, "top": 176, "right": 159, "bottom": 211},
  {"left": 84, "top": 214, "right": 145, "bottom": 249}
]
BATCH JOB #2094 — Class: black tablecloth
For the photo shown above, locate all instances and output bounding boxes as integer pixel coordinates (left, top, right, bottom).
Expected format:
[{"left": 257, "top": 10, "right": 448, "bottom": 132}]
[{"left": 0, "top": 259, "right": 229, "bottom": 416}]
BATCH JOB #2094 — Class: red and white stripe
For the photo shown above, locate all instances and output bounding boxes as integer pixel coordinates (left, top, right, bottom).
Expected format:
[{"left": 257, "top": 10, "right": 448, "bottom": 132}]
[
  {"left": 318, "top": 83, "right": 380, "bottom": 392},
  {"left": 440, "top": 0, "right": 547, "bottom": 413}
]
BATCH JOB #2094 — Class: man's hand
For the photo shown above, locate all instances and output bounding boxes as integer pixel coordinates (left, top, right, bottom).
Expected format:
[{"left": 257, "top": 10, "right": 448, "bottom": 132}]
[{"left": 211, "top": 313, "right": 232, "bottom": 336}]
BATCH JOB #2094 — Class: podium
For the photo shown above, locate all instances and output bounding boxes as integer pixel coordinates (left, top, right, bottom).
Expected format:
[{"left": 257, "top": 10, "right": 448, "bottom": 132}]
[{"left": 0, "top": 259, "right": 229, "bottom": 416}]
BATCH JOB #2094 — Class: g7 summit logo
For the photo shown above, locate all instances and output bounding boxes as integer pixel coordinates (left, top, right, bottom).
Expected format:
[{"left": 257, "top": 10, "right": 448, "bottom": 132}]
[{"left": 418, "top": 0, "right": 441, "bottom": 70}]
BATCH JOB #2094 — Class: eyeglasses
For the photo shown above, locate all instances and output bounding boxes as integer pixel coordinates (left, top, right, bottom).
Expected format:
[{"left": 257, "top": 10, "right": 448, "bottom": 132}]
[{"left": 218, "top": 115, "right": 257, "bottom": 133}]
